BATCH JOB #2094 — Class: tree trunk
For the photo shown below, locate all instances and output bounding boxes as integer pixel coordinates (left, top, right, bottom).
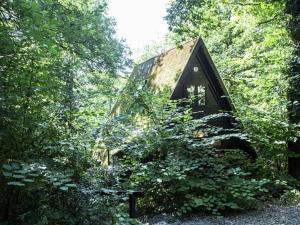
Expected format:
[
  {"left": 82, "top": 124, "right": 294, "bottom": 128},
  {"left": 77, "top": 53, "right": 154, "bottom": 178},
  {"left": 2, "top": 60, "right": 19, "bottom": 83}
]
[{"left": 287, "top": 0, "right": 300, "bottom": 179}]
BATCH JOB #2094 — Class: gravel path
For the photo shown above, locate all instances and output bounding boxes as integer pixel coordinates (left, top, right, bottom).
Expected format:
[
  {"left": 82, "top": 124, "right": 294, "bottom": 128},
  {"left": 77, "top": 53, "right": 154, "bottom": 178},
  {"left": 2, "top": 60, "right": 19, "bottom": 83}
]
[{"left": 141, "top": 204, "right": 300, "bottom": 225}]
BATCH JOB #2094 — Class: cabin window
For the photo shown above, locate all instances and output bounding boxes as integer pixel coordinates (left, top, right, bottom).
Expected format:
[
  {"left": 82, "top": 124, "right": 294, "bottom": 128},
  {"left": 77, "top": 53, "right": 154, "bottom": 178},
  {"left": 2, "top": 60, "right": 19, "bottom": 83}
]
[
  {"left": 186, "top": 85, "right": 206, "bottom": 106},
  {"left": 187, "top": 85, "right": 195, "bottom": 97},
  {"left": 193, "top": 66, "right": 199, "bottom": 72},
  {"left": 197, "top": 85, "right": 206, "bottom": 106}
]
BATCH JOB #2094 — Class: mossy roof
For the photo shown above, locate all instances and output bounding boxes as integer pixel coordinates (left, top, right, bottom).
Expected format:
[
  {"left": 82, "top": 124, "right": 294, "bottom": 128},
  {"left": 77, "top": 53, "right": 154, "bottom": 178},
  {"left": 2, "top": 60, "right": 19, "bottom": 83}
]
[
  {"left": 111, "top": 38, "right": 234, "bottom": 116},
  {"left": 138, "top": 39, "right": 197, "bottom": 90}
]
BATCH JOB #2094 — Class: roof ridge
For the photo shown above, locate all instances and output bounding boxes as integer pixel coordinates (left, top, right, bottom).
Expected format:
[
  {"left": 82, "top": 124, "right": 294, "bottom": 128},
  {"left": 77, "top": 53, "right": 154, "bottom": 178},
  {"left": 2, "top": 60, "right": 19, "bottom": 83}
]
[{"left": 138, "top": 38, "right": 198, "bottom": 66}]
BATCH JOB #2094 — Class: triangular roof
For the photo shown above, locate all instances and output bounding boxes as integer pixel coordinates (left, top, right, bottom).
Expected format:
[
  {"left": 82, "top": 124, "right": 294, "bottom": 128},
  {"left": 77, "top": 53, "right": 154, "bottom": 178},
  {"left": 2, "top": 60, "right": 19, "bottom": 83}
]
[
  {"left": 111, "top": 37, "right": 234, "bottom": 116},
  {"left": 138, "top": 39, "right": 197, "bottom": 90}
]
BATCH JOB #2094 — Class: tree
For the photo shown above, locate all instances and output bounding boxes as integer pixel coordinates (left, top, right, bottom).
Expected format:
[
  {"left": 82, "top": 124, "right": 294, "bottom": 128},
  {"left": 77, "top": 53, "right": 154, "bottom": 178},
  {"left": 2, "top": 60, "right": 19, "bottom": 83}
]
[
  {"left": 0, "top": 0, "right": 130, "bottom": 222},
  {"left": 286, "top": 0, "right": 300, "bottom": 179},
  {"left": 166, "top": 0, "right": 291, "bottom": 175},
  {"left": 0, "top": 0, "right": 129, "bottom": 160},
  {"left": 135, "top": 36, "right": 175, "bottom": 64}
]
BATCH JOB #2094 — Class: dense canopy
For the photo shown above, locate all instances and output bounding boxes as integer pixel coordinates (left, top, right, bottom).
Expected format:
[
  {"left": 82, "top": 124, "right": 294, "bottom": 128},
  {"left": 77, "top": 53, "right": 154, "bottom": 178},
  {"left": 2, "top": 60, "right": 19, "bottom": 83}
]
[{"left": 0, "top": 0, "right": 299, "bottom": 224}]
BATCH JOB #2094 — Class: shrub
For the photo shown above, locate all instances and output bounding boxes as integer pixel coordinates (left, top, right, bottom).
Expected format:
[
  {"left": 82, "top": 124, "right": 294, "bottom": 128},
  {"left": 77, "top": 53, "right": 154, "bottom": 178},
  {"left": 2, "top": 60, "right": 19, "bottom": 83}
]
[
  {"left": 280, "top": 189, "right": 300, "bottom": 205},
  {"left": 117, "top": 106, "right": 271, "bottom": 216}
]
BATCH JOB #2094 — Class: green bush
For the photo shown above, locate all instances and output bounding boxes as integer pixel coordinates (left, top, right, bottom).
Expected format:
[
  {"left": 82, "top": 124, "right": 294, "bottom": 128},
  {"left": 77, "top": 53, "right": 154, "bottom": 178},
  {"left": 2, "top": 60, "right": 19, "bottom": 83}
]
[
  {"left": 116, "top": 106, "right": 272, "bottom": 216},
  {"left": 75, "top": 166, "right": 141, "bottom": 225},
  {"left": 280, "top": 189, "right": 300, "bottom": 205}
]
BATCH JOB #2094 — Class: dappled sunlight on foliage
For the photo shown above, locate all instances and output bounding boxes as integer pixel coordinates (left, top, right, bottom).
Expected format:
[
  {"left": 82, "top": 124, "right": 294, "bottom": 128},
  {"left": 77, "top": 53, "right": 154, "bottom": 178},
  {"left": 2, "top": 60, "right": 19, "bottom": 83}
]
[
  {"left": 166, "top": 0, "right": 296, "bottom": 176},
  {"left": 1, "top": 0, "right": 300, "bottom": 224}
]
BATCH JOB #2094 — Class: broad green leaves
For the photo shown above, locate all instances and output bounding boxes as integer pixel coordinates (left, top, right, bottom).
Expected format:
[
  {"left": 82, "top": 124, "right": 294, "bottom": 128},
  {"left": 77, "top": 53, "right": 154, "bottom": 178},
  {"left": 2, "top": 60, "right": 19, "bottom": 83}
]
[
  {"left": 3, "top": 172, "right": 13, "bottom": 177},
  {"left": 45, "top": 170, "right": 77, "bottom": 191},
  {"left": 2, "top": 164, "right": 12, "bottom": 171},
  {"left": 1, "top": 161, "right": 76, "bottom": 191},
  {"left": 2, "top": 162, "right": 40, "bottom": 187},
  {"left": 7, "top": 181, "right": 25, "bottom": 187},
  {"left": 109, "top": 96, "right": 270, "bottom": 215}
]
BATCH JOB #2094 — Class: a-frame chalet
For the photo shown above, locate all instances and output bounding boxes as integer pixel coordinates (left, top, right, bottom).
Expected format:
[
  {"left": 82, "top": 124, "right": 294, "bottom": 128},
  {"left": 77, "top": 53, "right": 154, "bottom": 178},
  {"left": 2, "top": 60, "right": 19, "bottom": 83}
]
[
  {"left": 104, "top": 38, "right": 256, "bottom": 165},
  {"left": 112, "top": 38, "right": 234, "bottom": 125}
]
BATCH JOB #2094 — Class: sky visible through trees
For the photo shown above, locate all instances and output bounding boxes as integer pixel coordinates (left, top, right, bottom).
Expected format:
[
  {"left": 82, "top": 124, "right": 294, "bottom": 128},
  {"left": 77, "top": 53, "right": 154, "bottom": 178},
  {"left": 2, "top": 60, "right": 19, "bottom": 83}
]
[{"left": 108, "top": 0, "right": 170, "bottom": 60}]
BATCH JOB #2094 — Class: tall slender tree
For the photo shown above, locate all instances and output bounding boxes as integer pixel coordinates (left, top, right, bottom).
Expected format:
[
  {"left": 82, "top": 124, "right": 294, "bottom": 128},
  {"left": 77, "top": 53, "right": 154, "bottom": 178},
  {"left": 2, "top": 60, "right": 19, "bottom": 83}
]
[{"left": 286, "top": 0, "right": 300, "bottom": 179}]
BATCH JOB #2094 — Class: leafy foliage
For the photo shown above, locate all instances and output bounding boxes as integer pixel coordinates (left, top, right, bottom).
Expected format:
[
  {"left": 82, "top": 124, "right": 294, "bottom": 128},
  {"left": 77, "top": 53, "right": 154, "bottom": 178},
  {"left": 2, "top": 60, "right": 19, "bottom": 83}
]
[
  {"left": 110, "top": 102, "right": 271, "bottom": 216},
  {"left": 0, "top": 0, "right": 129, "bottom": 161},
  {"left": 2, "top": 161, "right": 76, "bottom": 190},
  {"left": 0, "top": 0, "right": 131, "bottom": 224},
  {"left": 69, "top": 166, "right": 141, "bottom": 225},
  {"left": 166, "top": 0, "right": 295, "bottom": 175},
  {"left": 1, "top": 0, "right": 300, "bottom": 224}
]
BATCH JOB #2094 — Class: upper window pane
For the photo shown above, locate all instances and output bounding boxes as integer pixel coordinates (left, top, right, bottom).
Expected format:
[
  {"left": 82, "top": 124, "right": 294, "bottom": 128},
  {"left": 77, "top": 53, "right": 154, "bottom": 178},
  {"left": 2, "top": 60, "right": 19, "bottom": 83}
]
[
  {"left": 197, "top": 85, "right": 206, "bottom": 106},
  {"left": 187, "top": 85, "right": 195, "bottom": 97}
]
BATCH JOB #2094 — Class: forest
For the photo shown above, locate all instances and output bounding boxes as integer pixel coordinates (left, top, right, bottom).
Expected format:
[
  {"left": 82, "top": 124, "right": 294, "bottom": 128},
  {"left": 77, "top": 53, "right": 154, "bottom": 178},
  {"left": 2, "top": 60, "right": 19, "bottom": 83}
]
[{"left": 0, "top": 0, "right": 299, "bottom": 224}]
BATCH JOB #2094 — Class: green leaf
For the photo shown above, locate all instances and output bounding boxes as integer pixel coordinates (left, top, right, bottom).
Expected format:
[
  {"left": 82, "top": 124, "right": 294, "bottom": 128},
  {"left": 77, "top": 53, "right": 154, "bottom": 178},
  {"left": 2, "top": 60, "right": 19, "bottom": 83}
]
[
  {"left": 2, "top": 164, "right": 12, "bottom": 170},
  {"left": 65, "top": 183, "right": 76, "bottom": 188},
  {"left": 28, "top": 173, "right": 39, "bottom": 177},
  {"left": 60, "top": 178, "right": 72, "bottom": 183},
  {"left": 15, "top": 170, "right": 29, "bottom": 174},
  {"left": 3, "top": 172, "right": 13, "bottom": 177},
  {"left": 53, "top": 182, "right": 62, "bottom": 186},
  {"left": 59, "top": 186, "right": 69, "bottom": 191},
  {"left": 7, "top": 181, "right": 25, "bottom": 187},
  {"left": 13, "top": 175, "right": 25, "bottom": 179},
  {"left": 101, "top": 188, "right": 115, "bottom": 194},
  {"left": 23, "top": 179, "right": 34, "bottom": 183},
  {"left": 11, "top": 163, "right": 20, "bottom": 170}
]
